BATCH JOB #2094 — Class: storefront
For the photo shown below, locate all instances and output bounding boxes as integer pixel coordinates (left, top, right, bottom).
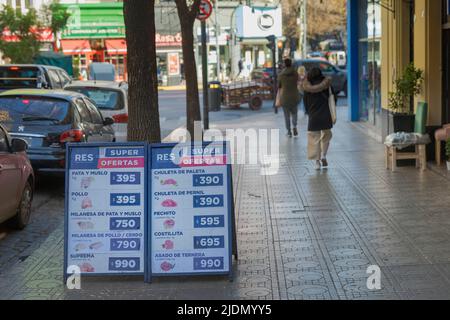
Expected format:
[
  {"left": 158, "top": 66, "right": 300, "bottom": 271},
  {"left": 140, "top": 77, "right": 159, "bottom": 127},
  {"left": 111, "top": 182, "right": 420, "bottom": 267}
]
[
  {"left": 443, "top": 0, "right": 450, "bottom": 124},
  {"left": 348, "top": 0, "right": 446, "bottom": 141},
  {"left": 60, "top": 3, "right": 127, "bottom": 80},
  {"left": 233, "top": 5, "right": 283, "bottom": 79}
]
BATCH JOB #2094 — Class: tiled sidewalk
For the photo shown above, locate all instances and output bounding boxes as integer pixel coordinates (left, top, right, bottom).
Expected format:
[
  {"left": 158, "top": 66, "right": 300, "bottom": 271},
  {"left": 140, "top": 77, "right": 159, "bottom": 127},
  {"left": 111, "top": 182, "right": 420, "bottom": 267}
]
[{"left": 1, "top": 106, "right": 450, "bottom": 300}]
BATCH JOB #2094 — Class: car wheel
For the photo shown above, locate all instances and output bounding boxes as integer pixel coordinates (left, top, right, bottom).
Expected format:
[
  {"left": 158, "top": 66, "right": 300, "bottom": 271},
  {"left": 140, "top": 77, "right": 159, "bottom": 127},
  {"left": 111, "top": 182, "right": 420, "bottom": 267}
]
[{"left": 11, "top": 181, "right": 33, "bottom": 230}]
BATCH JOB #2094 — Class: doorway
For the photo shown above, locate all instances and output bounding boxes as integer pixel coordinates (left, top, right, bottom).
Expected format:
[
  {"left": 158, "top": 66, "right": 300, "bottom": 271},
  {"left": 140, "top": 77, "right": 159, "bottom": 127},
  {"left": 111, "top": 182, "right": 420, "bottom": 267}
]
[{"left": 443, "top": 29, "right": 450, "bottom": 124}]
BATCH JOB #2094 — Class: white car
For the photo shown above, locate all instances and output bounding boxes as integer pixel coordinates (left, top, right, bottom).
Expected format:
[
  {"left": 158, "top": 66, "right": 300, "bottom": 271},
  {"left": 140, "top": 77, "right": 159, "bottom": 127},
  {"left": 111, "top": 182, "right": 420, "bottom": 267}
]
[
  {"left": 328, "top": 51, "right": 347, "bottom": 68},
  {"left": 64, "top": 81, "right": 128, "bottom": 142}
]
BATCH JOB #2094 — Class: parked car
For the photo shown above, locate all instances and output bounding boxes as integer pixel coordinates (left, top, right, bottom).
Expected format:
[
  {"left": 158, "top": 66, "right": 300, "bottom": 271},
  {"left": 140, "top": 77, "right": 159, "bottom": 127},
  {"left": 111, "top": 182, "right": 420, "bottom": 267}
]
[
  {"left": 295, "top": 59, "right": 347, "bottom": 96},
  {"left": 306, "top": 52, "right": 328, "bottom": 61},
  {"left": 64, "top": 81, "right": 128, "bottom": 142},
  {"left": 328, "top": 51, "right": 347, "bottom": 68},
  {"left": 0, "top": 89, "right": 115, "bottom": 173},
  {"left": 88, "top": 63, "right": 116, "bottom": 81},
  {"left": 0, "top": 124, "right": 34, "bottom": 229},
  {"left": 0, "top": 64, "right": 72, "bottom": 93}
]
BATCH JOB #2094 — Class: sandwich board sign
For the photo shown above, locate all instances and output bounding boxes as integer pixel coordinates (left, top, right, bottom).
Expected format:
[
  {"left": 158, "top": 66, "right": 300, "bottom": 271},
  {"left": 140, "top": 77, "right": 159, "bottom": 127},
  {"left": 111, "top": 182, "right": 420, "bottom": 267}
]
[
  {"left": 146, "top": 142, "right": 232, "bottom": 281},
  {"left": 64, "top": 143, "right": 147, "bottom": 278}
]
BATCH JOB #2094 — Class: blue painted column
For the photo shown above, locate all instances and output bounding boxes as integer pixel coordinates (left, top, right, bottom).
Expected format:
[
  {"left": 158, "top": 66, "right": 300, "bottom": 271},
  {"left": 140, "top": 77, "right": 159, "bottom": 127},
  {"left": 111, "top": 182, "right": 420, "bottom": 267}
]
[{"left": 347, "top": 0, "right": 360, "bottom": 122}]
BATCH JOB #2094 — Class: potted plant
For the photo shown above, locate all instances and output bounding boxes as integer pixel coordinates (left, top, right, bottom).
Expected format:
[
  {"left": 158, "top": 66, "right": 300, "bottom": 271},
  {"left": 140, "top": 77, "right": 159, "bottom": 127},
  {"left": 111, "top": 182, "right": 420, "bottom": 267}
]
[
  {"left": 388, "top": 63, "right": 424, "bottom": 132},
  {"left": 446, "top": 139, "right": 450, "bottom": 171}
]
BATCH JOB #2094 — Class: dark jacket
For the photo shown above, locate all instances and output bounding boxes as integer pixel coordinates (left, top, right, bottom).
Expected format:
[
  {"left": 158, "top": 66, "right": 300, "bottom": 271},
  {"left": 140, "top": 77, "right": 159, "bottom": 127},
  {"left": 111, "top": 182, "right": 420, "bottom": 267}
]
[
  {"left": 303, "top": 77, "right": 334, "bottom": 132},
  {"left": 278, "top": 67, "right": 300, "bottom": 109}
]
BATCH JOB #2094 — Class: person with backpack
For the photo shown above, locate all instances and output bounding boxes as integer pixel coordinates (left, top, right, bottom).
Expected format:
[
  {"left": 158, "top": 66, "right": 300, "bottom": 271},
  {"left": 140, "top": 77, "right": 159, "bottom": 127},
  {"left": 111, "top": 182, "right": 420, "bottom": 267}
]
[{"left": 302, "top": 67, "right": 336, "bottom": 170}]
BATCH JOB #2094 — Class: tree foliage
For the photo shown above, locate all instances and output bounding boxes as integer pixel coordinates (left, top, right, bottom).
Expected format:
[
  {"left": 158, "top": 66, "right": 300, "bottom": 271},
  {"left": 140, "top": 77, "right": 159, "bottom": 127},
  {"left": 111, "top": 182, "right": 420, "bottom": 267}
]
[
  {"left": 282, "top": 0, "right": 347, "bottom": 46},
  {"left": 0, "top": 5, "right": 41, "bottom": 63},
  {"left": 41, "top": 1, "right": 71, "bottom": 37},
  {"left": 0, "top": 2, "right": 70, "bottom": 63}
]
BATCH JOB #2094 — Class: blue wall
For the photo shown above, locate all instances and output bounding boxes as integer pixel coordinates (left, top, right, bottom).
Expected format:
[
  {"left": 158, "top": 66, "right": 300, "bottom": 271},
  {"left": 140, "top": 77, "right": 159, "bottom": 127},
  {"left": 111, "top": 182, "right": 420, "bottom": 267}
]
[{"left": 347, "top": 0, "right": 360, "bottom": 122}]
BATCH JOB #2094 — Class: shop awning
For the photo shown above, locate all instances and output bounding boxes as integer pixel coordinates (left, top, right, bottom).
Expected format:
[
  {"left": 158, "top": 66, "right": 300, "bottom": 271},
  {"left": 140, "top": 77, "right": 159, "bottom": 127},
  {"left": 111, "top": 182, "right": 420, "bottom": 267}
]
[
  {"left": 61, "top": 40, "right": 92, "bottom": 55},
  {"left": 105, "top": 39, "right": 127, "bottom": 55}
]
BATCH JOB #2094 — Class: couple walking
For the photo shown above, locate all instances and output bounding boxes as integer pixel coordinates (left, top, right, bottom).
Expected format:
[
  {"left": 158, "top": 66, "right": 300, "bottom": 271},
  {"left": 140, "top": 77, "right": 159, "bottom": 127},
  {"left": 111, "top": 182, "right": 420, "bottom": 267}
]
[{"left": 277, "top": 58, "right": 336, "bottom": 170}]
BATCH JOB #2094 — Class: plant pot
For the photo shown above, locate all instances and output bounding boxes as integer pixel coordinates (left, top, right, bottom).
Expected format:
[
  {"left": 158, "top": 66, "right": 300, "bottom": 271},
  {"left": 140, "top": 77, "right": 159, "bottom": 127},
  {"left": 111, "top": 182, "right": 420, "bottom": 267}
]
[{"left": 388, "top": 112, "right": 415, "bottom": 133}]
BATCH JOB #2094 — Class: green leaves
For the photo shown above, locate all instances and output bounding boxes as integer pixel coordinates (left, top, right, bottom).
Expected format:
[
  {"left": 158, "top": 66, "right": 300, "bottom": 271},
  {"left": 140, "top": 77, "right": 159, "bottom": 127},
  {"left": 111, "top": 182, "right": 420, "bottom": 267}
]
[
  {"left": 0, "top": 5, "right": 41, "bottom": 64},
  {"left": 0, "top": 2, "right": 70, "bottom": 64},
  {"left": 388, "top": 63, "right": 424, "bottom": 114}
]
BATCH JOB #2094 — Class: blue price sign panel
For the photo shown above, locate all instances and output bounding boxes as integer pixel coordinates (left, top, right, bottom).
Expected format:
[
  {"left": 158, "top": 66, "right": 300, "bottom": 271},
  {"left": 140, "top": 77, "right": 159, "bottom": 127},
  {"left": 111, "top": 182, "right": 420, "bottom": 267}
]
[
  {"left": 64, "top": 143, "right": 146, "bottom": 277},
  {"left": 149, "top": 142, "right": 232, "bottom": 278},
  {"left": 110, "top": 193, "right": 141, "bottom": 206},
  {"left": 110, "top": 217, "right": 141, "bottom": 230},
  {"left": 193, "top": 257, "right": 224, "bottom": 270},
  {"left": 193, "top": 174, "right": 223, "bottom": 187},
  {"left": 193, "top": 236, "right": 225, "bottom": 249},
  {"left": 110, "top": 238, "right": 141, "bottom": 251},
  {"left": 110, "top": 172, "right": 141, "bottom": 185},
  {"left": 193, "top": 195, "right": 224, "bottom": 208},
  {"left": 109, "top": 257, "right": 140, "bottom": 271},
  {"left": 194, "top": 215, "right": 225, "bottom": 228}
]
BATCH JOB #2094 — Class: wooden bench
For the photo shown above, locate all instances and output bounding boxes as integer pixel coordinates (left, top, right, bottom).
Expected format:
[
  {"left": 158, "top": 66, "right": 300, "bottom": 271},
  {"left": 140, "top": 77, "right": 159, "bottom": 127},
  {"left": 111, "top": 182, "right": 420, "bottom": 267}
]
[
  {"left": 385, "top": 102, "right": 428, "bottom": 172},
  {"left": 434, "top": 124, "right": 450, "bottom": 166}
]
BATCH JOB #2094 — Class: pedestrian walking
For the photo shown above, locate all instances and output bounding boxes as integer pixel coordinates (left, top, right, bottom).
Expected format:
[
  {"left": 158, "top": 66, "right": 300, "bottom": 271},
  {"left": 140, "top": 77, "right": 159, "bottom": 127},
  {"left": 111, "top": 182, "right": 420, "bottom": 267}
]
[
  {"left": 302, "top": 67, "right": 336, "bottom": 170},
  {"left": 278, "top": 58, "right": 300, "bottom": 138},
  {"left": 297, "top": 65, "right": 307, "bottom": 113},
  {"left": 237, "top": 59, "right": 243, "bottom": 78}
]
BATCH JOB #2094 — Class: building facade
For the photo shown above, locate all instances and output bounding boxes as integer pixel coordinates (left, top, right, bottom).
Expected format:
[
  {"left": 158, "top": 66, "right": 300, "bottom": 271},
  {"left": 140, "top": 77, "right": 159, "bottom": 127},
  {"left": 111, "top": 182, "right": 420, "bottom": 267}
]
[{"left": 348, "top": 0, "right": 449, "bottom": 155}]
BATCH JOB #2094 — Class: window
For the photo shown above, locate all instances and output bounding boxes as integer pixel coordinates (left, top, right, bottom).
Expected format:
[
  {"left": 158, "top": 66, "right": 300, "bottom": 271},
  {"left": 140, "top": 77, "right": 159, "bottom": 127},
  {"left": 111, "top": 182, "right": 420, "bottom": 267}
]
[
  {"left": 48, "top": 69, "right": 62, "bottom": 89},
  {"left": 74, "top": 99, "right": 92, "bottom": 123},
  {"left": 0, "top": 128, "right": 9, "bottom": 152},
  {"left": 65, "top": 87, "right": 124, "bottom": 110},
  {"left": 0, "top": 66, "right": 39, "bottom": 89},
  {"left": 84, "top": 99, "right": 103, "bottom": 125},
  {"left": 318, "top": 63, "right": 334, "bottom": 73},
  {"left": 0, "top": 96, "right": 70, "bottom": 124},
  {"left": 57, "top": 70, "right": 71, "bottom": 87}
]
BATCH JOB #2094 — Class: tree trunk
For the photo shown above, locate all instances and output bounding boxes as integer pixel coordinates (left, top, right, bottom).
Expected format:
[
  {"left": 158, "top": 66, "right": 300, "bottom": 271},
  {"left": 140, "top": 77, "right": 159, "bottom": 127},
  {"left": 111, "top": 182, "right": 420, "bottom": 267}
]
[
  {"left": 175, "top": 0, "right": 202, "bottom": 139},
  {"left": 123, "top": 0, "right": 161, "bottom": 143},
  {"left": 180, "top": 19, "right": 201, "bottom": 137}
]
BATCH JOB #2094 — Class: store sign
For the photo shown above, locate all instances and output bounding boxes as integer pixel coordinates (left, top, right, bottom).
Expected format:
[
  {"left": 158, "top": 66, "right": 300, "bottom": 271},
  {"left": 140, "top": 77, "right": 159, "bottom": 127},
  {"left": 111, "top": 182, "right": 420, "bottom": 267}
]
[
  {"left": 156, "top": 33, "right": 182, "bottom": 47},
  {"left": 149, "top": 143, "right": 232, "bottom": 277},
  {"left": 235, "top": 5, "right": 282, "bottom": 38},
  {"left": 167, "top": 52, "right": 180, "bottom": 76},
  {"left": 62, "top": 27, "right": 126, "bottom": 39},
  {"left": 65, "top": 143, "right": 147, "bottom": 276}
]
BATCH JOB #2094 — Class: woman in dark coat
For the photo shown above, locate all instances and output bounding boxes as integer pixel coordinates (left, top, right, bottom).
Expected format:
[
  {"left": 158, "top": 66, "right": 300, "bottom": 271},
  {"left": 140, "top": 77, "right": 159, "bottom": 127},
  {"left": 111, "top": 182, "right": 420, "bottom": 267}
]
[
  {"left": 278, "top": 58, "right": 300, "bottom": 138},
  {"left": 302, "top": 67, "right": 335, "bottom": 170}
]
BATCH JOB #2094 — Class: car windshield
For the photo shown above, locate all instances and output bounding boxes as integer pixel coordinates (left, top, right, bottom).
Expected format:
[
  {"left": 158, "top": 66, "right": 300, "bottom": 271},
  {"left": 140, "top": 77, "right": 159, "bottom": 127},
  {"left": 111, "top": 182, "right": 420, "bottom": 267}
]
[
  {"left": 0, "top": 66, "right": 41, "bottom": 89},
  {"left": 0, "top": 96, "right": 70, "bottom": 124},
  {"left": 65, "top": 87, "right": 123, "bottom": 110}
]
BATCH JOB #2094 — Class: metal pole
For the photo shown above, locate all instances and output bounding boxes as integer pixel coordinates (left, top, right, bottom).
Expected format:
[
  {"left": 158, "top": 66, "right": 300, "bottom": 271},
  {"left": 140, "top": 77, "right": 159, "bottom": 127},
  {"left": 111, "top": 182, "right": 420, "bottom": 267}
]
[
  {"left": 303, "top": 0, "right": 307, "bottom": 58},
  {"left": 201, "top": 21, "right": 209, "bottom": 130},
  {"left": 214, "top": 0, "right": 221, "bottom": 81}
]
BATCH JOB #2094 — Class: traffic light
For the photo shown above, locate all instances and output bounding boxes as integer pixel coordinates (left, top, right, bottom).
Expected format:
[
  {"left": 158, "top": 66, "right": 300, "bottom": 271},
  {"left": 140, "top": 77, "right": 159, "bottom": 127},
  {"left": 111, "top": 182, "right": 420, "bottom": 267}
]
[{"left": 266, "top": 35, "right": 276, "bottom": 51}]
